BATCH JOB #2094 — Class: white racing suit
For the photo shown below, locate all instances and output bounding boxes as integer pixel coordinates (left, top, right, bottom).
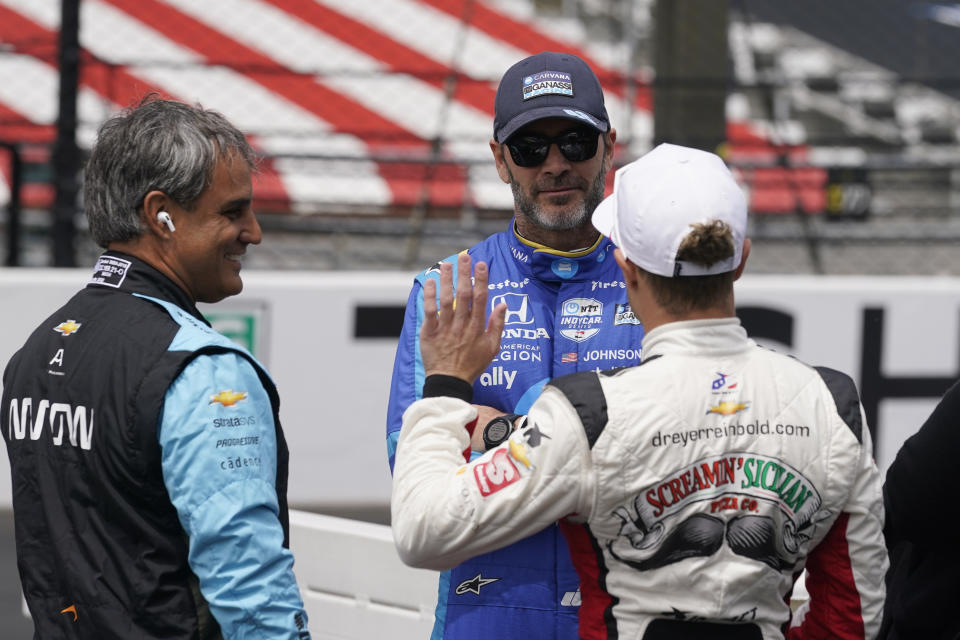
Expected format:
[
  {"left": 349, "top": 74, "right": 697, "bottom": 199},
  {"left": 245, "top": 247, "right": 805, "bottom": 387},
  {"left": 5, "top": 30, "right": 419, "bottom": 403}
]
[{"left": 392, "top": 318, "right": 887, "bottom": 640}]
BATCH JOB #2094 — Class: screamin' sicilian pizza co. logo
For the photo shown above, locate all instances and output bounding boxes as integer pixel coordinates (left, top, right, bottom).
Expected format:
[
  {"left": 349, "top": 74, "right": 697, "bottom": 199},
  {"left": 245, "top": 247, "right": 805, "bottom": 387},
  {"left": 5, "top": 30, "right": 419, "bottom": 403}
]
[{"left": 607, "top": 453, "right": 824, "bottom": 572}]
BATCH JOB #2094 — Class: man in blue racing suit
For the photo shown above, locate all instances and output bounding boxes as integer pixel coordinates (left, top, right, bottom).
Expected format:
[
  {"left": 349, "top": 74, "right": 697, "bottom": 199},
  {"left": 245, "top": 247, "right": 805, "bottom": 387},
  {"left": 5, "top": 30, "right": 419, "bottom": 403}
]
[{"left": 386, "top": 52, "right": 645, "bottom": 639}]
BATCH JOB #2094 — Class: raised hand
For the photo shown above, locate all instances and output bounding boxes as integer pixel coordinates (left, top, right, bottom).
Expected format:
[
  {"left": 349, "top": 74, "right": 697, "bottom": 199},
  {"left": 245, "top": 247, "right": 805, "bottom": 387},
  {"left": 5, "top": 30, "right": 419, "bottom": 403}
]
[{"left": 420, "top": 253, "right": 506, "bottom": 384}]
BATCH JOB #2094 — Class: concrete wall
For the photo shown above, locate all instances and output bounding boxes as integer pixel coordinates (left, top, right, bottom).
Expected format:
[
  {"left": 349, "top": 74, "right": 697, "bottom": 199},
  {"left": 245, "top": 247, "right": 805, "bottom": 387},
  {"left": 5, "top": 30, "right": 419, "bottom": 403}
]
[{"left": 2, "top": 268, "right": 958, "bottom": 510}]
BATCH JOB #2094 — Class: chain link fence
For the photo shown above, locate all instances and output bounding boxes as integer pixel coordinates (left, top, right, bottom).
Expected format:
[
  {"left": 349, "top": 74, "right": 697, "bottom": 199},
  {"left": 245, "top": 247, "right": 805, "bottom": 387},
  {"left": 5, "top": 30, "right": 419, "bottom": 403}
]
[{"left": 1, "top": 0, "right": 959, "bottom": 273}]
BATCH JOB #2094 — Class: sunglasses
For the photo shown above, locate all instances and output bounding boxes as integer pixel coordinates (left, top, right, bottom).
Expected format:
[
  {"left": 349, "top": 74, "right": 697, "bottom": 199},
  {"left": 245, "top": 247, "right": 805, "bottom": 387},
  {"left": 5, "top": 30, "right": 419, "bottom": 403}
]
[{"left": 505, "top": 129, "right": 600, "bottom": 168}]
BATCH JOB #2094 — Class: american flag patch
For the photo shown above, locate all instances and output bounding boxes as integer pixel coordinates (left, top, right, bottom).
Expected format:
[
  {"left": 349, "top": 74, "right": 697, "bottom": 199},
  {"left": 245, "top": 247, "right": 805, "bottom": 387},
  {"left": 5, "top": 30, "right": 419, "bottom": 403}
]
[{"left": 561, "top": 352, "right": 578, "bottom": 363}]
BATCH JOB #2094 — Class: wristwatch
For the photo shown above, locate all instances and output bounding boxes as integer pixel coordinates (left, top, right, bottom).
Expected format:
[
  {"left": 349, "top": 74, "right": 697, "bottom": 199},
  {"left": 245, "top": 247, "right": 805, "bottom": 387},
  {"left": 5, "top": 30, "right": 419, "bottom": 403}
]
[{"left": 482, "top": 413, "right": 523, "bottom": 450}]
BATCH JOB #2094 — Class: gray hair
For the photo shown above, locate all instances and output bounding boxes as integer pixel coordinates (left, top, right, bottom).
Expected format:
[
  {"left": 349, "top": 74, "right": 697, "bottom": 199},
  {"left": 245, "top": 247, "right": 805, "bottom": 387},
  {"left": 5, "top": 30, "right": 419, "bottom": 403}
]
[{"left": 83, "top": 95, "right": 257, "bottom": 248}]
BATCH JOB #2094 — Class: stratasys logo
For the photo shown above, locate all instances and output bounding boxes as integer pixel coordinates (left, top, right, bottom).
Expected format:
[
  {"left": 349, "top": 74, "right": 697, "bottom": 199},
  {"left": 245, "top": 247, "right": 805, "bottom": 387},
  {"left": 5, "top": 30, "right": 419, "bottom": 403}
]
[{"left": 210, "top": 390, "right": 247, "bottom": 407}]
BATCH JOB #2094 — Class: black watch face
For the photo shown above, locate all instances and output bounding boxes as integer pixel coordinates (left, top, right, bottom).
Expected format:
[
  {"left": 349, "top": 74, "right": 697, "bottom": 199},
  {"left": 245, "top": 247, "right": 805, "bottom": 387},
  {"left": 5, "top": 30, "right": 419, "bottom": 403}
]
[{"left": 485, "top": 419, "right": 511, "bottom": 444}]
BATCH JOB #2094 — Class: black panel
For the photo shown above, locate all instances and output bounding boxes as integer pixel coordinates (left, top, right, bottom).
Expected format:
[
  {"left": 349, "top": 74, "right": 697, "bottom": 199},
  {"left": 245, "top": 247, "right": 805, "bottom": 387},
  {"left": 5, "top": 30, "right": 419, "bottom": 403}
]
[
  {"left": 548, "top": 371, "right": 609, "bottom": 449},
  {"left": 814, "top": 366, "right": 863, "bottom": 444},
  {"left": 354, "top": 305, "right": 405, "bottom": 338},
  {"left": 422, "top": 375, "right": 473, "bottom": 402},
  {"left": 735, "top": 306, "right": 794, "bottom": 348},
  {"left": 644, "top": 619, "right": 762, "bottom": 640}
]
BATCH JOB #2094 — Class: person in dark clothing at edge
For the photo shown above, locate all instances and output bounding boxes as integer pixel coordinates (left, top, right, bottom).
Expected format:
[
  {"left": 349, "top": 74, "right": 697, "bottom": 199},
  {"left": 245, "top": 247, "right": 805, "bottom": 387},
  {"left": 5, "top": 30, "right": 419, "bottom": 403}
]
[
  {"left": 1, "top": 96, "right": 311, "bottom": 639},
  {"left": 385, "top": 51, "right": 646, "bottom": 638},
  {"left": 880, "top": 379, "right": 960, "bottom": 639}
]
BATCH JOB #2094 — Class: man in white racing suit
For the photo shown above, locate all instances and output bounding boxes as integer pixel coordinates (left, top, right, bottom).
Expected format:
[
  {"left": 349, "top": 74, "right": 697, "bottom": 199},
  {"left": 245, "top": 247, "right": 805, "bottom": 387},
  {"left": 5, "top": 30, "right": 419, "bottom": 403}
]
[{"left": 391, "top": 143, "right": 887, "bottom": 640}]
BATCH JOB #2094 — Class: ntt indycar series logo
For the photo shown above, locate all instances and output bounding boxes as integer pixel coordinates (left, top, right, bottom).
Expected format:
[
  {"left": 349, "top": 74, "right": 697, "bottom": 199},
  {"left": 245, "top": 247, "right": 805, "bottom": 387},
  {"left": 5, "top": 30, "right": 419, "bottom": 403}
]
[
  {"left": 522, "top": 71, "right": 573, "bottom": 100},
  {"left": 560, "top": 298, "right": 603, "bottom": 342}
]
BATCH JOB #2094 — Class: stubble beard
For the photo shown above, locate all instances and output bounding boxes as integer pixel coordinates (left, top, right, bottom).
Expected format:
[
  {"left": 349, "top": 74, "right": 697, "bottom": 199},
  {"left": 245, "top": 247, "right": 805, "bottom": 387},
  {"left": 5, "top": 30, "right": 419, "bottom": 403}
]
[{"left": 510, "top": 164, "right": 608, "bottom": 232}]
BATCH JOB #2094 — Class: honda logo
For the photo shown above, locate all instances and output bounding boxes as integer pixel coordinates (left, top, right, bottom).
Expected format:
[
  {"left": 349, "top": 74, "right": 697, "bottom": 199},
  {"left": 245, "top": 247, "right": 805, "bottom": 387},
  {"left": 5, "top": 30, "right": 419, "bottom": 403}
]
[{"left": 491, "top": 293, "right": 534, "bottom": 325}]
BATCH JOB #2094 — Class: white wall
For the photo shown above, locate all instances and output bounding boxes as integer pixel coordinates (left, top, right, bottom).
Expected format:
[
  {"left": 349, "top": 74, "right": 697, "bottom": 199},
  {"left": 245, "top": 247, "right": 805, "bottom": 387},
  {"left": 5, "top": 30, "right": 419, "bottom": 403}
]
[
  {"left": 1, "top": 269, "right": 958, "bottom": 510},
  {"left": 0, "top": 268, "right": 414, "bottom": 510}
]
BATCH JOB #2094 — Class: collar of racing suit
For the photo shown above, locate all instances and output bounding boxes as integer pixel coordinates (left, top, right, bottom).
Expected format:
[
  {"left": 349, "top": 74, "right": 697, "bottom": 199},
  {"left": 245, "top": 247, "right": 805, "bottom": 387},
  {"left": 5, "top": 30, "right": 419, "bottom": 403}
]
[
  {"left": 641, "top": 317, "right": 754, "bottom": 362},
  {"left": 507, "top": 220, "right": 618, "bottom": 283},
  {"left": 87, "top": 250, "right": 210, "bottom": 326}
]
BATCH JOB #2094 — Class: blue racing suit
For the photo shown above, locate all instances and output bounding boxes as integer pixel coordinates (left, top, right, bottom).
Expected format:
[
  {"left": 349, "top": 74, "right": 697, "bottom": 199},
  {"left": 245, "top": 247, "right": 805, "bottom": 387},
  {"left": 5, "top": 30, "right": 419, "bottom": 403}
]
[
  {"left": 386, "top": 223, "right": 645, "bottom": 639},
  {"left": 150, "top": 295, "right": 309, "bottom": 639}
]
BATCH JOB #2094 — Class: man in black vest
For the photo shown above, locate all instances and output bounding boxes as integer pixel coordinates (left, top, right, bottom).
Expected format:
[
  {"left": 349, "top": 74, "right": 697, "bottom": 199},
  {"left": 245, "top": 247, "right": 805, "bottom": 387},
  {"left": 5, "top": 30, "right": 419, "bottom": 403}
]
[
  {"left": 1, "top": 96, "right": 311, "bottom": 639},
  {"left": 881, "top": 380, "right": 960, "bottom": 639}
]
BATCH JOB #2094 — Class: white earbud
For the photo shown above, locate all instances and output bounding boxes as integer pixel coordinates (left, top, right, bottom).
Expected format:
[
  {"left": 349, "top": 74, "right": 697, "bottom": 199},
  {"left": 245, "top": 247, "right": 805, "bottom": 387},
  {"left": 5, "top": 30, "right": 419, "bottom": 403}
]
[{"left": 156, "top": 211, "right": 176, "bottom": 233}]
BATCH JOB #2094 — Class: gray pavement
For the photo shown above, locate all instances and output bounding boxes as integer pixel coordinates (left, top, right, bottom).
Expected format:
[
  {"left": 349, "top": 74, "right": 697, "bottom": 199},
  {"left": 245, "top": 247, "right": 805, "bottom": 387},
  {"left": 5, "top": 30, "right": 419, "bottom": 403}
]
[{"left": 1, "top": 511, "right": 33, "bottom": 639}]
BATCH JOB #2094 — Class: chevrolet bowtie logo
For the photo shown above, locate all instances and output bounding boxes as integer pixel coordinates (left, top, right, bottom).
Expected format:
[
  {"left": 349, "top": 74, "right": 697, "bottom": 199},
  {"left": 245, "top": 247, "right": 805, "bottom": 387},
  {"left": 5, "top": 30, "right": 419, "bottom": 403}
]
[
  {"left": 508, "top": 440, "right": 532, "bottom": 469},
  {"left": 53, "top": 320, "right": 82, "bottom": 336},
  {"left": 209, "top": 390, "right": 247, "bottom": 407},
  {"left": 455, "top": 573, "right": 500, "bottom": 596},
  {"left": 706, "top": 401, "right": 748, "bottom": 416}
]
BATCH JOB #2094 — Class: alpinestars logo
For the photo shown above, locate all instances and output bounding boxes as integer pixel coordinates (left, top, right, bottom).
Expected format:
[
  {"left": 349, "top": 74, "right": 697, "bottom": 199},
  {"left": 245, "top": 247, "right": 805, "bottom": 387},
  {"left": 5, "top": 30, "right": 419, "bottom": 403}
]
[{"left": 455, "top": 573, "right": 500, "bottom": 596}]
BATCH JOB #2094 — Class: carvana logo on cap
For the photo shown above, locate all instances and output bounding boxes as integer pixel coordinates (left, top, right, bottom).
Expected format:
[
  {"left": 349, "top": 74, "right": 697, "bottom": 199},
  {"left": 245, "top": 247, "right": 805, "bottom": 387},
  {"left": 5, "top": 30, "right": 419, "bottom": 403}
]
[{"left": 523, "top": 71, "right": 573, "bottom": 100}]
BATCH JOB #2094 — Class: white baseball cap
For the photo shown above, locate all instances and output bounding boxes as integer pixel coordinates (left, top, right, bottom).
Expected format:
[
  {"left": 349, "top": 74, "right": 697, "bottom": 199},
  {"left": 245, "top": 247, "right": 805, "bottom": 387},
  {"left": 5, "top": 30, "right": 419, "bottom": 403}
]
[{"left": 592, "top": 143, "right": 747, "bottom": 277}]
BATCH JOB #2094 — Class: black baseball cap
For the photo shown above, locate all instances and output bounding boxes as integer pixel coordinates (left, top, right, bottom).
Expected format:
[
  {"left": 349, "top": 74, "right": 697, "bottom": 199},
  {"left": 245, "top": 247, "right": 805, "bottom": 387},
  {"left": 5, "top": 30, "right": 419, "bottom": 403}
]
[{"left": 493, "top": 51, "right": 610, "bottom": 143}]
